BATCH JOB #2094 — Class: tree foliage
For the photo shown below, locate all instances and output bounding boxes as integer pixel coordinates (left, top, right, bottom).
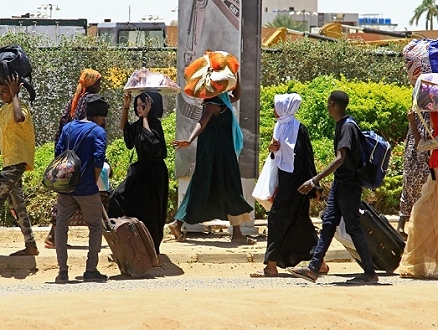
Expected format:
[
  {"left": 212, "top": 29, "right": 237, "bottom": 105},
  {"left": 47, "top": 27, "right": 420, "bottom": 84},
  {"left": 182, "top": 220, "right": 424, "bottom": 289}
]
[
  {"left": 410, "top": 0, "right": 438, "bottom": 30},
  {"left": 264, "top": 14, "right": 304, "bottom": 30}
]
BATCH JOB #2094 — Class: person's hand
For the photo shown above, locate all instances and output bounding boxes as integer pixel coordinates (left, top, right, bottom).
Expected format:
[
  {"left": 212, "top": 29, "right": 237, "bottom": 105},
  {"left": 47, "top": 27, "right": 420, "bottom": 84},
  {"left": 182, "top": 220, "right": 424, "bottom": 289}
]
[
  {"left": 5, "top": 74, "right": 22, "bottom": 97},
  {"left": 314, "top": 188, "right": 322, "bottom": 201},
  {"left": 298, "top": 179, "right": 316, "bottom": 195},
  {"left": 172, "top": 140, "right": 191, "bottom": 150},
  {"left": 268, "top": 139, "right": 280, "bottom": 152},
  {"left": 137, "top": 96, "right": 152, "bottom": 118},
  {"left": 123, "top": 92, "right": 132, "bottom": 109}
]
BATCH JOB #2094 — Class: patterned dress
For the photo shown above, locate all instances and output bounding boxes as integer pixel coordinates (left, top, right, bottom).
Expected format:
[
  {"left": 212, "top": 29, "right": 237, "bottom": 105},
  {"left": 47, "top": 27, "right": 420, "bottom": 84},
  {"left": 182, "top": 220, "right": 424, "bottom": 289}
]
[
  {"left": 399, "top": 112, "right": 438, "bottom": 278},
  {"left": 399, "top": 112, "right": 430, "bottom": 217}
]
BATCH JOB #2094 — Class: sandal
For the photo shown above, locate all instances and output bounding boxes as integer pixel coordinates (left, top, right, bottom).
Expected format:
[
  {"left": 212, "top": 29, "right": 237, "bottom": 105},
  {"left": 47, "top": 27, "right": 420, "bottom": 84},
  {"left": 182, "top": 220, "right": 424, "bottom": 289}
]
[
  {"left": 168, "top": 222, "right": 184, "bottom": 241},
  {"left": 286, "top": 266, "right": 318, "bottom": 283},
  {"left": 231, "top": 236, "right": 257, "bottom": 245},
  {"left": 9, "top": 246, "right": 39, "bottom": 256},
  {"left": 250, "top": 270, "right": 278, "bottom": 278},
  {"left": 176, "top": 233, "right": 186, "bottom": 242}
]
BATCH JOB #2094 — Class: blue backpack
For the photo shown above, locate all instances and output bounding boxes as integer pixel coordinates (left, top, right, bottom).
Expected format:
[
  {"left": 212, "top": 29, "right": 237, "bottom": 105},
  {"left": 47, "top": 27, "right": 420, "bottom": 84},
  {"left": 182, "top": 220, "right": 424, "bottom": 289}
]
[{"left": 346, "top": 118, "right": 392, "bottom": 189}]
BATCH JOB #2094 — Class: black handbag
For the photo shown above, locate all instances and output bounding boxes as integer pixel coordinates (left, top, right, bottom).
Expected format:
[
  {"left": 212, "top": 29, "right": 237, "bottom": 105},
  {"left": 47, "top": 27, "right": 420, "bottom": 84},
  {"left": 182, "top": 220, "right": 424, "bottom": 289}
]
[{"left": 0, "top": 44, "right": 35, "bottom": 101}]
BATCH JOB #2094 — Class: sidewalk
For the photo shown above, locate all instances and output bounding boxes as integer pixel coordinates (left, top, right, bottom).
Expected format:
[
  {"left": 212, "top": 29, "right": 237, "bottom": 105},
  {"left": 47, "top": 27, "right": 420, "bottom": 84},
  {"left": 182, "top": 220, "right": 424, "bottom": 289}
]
[{"left": 0, "top": 216, "right": 399, "bottom": 272}]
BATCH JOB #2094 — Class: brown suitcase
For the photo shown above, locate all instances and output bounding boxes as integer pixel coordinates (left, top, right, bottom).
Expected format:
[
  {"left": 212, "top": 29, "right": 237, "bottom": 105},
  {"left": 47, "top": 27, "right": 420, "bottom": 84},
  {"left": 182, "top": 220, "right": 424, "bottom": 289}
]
[{"left": 102, "top": 209, "right": 159, "bottom": 278}]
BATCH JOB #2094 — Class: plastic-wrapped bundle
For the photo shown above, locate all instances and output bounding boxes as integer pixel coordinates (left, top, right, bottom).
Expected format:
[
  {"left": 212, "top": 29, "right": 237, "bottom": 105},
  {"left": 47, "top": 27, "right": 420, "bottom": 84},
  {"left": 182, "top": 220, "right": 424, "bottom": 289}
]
[
  {"left": 123, "top": 67, "right": 181, "bottom": 94},
  {"left": 184, "top": 50, "right": 239, "bottom": 99},
  {"left": 412, "top": 73, "right": 438, "bottom": 112},
  {"left": 412, "top": 73, "right": 438, "bottom": 151}
]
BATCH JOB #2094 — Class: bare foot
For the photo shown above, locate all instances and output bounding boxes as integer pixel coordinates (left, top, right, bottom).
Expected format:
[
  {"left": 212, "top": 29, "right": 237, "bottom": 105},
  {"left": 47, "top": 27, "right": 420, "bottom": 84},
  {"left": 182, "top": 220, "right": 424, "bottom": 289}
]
[{"left": 250, "top": 269, "right": 278, "bottom": 278}]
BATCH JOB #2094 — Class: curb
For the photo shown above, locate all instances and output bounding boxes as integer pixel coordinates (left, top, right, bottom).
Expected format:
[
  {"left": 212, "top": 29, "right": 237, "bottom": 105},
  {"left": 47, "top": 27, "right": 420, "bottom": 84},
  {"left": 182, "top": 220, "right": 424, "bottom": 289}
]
[{"left": 0, "top": 250, "right": 354, "bottom": 272}]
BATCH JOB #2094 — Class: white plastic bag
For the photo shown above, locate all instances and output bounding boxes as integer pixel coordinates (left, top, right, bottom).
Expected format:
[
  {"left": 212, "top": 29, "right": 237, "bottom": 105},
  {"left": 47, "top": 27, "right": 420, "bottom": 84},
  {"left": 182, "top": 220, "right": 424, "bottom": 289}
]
[{"left": 252, "top": 154, "right": 278, "bottom": 211}]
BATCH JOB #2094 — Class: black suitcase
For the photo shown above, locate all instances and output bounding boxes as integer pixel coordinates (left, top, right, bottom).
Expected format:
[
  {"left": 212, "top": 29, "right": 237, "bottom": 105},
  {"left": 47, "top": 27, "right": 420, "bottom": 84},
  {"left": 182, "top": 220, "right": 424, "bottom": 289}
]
[{"left": 336, "top": 201, "right": 405, "bottom": 274}]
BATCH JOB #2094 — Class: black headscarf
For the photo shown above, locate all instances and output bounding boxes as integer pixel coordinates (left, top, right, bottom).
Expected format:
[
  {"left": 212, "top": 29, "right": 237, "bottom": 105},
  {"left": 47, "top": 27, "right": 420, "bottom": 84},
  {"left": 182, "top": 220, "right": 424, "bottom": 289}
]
[{"left": 133, "top": 92, "right": 164, "bottom": 118}]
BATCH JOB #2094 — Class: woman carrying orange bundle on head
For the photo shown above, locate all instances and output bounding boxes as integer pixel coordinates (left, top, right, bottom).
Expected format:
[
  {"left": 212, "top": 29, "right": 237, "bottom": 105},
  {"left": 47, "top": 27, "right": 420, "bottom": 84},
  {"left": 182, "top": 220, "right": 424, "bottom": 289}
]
[
  {"left": 170, "top": 70, "right": 255, "bottom": 244},
  {"left": 45, "top": 68, "right": 103, "bottom": 248}
]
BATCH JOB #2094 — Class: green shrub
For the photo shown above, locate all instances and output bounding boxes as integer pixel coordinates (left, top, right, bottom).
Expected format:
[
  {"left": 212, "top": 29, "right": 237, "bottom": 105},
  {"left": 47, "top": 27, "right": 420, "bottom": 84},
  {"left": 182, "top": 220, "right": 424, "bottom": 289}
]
[
  {"left": 0, "top": 31, "right": 414, "bottom": 223},
  {"left": 258, "top": 77, "right": 410, "bottom": 217},
  {"left": 261, "top": 39, "right": 408, "bottom": 87}
]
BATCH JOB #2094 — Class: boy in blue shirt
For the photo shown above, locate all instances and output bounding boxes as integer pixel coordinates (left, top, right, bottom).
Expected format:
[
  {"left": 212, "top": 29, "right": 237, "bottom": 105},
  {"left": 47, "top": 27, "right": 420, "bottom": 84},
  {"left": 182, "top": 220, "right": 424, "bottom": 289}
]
[{"left": 54, "top": 94, "right": 109, "bottom": 284}]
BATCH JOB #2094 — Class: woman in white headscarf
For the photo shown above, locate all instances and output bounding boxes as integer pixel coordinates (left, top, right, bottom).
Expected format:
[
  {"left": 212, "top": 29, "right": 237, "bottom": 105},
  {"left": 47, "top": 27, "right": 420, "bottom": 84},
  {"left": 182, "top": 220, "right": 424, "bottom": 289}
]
[{"left": 251, "top": 93, "right": 328, "bottom": 277}]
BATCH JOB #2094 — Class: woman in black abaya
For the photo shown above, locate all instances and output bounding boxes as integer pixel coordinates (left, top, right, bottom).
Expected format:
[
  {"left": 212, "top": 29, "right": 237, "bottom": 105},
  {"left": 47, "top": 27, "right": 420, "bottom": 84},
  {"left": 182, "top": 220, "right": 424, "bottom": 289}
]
[
  {"left": 108, "top": 92, "right": 169, "bottom": 255},
  {"left": 250, "top": 93, "right": 328, "bottom": 277}
]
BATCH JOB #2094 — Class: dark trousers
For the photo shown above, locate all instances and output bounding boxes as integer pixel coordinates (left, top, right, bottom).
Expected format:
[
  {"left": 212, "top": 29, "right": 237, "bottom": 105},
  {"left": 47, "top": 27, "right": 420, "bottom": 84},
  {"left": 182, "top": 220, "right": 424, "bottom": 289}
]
[{"left": 308, "top": 180, "right": 376, "bottom": 275}]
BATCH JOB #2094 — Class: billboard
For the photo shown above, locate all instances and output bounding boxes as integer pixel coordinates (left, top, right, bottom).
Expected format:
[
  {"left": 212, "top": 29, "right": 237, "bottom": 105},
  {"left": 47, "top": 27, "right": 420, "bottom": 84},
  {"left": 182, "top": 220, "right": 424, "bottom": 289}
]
[{"left": 175, "top": 0, "right": 241, "bottom": 176}]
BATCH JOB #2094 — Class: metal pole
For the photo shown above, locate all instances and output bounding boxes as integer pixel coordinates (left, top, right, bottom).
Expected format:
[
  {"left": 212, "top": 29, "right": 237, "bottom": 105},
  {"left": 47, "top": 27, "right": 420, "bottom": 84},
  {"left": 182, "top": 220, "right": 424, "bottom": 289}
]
[{"left": 239, "top": 0, "right": 261, "bottom": 179}]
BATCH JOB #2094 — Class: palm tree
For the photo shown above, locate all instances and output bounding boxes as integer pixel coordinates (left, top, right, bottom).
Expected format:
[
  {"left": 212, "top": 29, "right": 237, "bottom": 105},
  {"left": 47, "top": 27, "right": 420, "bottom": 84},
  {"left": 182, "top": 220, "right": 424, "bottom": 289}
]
[
  {"left": 265, "top": 14, "right": 304, "bottom": 31},
  {"left": 410, "top": 0, "right": 438, "bottom": 30}
]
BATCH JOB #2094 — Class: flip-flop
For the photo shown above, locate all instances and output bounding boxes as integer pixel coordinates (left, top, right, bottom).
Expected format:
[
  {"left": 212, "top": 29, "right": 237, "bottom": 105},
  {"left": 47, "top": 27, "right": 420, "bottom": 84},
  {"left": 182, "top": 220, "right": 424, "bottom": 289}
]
[
  {"left": 176, "top": 233, "right": 186, "bottom": 242},
  {"left": 250, "top": 270, "right": 278, "bottom": 278},
  {"left": 231, "top": 236, "right": 257, "bottom": 245},
  {"left": 287, "top": 267, "right": 318, "bottom": 283}
]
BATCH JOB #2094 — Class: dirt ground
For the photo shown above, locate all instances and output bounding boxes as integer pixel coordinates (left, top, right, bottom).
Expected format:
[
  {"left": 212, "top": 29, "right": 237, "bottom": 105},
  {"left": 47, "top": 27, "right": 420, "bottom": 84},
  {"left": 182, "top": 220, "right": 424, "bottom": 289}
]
[
  {"left": 0, "top": 261, "right": 438, "bottom": 330},
  {"left": 0, "top": 229, "right": 438, "bottom": 329}
]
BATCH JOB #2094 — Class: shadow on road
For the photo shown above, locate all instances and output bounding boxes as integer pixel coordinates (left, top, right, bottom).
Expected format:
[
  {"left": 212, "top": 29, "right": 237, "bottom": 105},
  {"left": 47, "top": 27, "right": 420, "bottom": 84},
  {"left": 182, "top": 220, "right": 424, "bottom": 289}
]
[
  {"left": 108, "top": 254, "right": 184, "bottom": 281},
  {"left": 0, "top": 255, "right": 38, "bottom": 279}
]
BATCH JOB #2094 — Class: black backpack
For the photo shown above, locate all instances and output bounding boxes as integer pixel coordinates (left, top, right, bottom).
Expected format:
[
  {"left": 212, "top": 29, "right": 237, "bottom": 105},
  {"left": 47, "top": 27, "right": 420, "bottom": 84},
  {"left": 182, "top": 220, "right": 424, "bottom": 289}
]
[{"left": 0, "top": 45, "right": 36, "bottom": 102}]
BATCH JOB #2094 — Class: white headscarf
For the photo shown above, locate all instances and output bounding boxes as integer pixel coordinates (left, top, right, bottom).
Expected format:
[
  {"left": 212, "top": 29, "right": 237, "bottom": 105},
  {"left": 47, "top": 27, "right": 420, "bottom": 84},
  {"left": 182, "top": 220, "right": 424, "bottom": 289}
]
[{"left": 272, "top": 93, "right": 302, "bottom": 173}]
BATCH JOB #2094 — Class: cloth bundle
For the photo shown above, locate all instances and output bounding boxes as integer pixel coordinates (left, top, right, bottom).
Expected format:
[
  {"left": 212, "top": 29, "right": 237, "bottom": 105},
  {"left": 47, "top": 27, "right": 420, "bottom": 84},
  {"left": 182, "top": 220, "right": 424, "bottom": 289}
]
[
  {"left": 403, "top": 39, "right": 438, "bottom": 86},
  {"left": 184, "top": 50, "right": 239, "bottom": 99}
]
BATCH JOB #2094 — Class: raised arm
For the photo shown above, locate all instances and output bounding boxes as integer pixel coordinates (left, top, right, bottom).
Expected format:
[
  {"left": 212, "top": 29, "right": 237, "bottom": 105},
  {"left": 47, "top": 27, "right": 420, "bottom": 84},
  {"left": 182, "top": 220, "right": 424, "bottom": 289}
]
[
  {"left": 120, "top": 92, "right": 132, "bottom": 131},
  {"left": 6, "top": 74, "right": 25, "bottom": 122}
]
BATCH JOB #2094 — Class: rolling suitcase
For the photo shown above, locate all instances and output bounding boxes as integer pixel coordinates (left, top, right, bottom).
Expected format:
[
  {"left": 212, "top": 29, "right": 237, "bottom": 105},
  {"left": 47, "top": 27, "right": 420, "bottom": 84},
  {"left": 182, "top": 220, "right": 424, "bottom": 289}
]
[
  {"left": 102, "top": 208, "right": 159, "bottom": 278},
  {"left": 334, "top": 201, "right": 405, "bottom": 274}
]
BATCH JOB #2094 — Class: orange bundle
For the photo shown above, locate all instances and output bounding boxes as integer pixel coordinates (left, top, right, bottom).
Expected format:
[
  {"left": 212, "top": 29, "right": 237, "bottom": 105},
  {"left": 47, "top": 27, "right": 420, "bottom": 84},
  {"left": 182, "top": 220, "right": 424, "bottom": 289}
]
[{"left": 184, "top": 50, "right": 239, "bottom": 99}]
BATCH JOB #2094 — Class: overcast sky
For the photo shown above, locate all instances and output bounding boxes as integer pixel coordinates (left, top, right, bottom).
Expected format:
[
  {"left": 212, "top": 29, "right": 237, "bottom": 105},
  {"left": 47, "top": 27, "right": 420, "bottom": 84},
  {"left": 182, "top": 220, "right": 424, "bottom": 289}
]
[{"left": 0, "top": 0, "right": 428, "bottom": 31}]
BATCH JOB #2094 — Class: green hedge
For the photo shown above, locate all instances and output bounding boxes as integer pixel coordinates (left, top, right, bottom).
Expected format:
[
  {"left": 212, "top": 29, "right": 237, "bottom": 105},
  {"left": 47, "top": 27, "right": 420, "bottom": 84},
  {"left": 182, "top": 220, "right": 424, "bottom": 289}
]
[
  {"left": 0, "top": 33, "right": 410, "bottom": 146},
  {"left": 258, "top": 76, "right": 410, "bottom": 218},
  {"left": 0, "top": 33, "right": 413, "bottom": 225},
  {"left": 0, "top": 76, "right": 409, "bottom": 226}
]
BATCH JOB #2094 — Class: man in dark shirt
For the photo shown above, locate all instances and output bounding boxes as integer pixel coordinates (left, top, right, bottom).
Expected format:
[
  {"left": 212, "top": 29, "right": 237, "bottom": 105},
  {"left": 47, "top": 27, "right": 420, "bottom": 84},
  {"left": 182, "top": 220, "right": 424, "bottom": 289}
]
[
  {"left": 54, "top": 95, "right": 109, "bottom": 284},
  {"left": 289, "top": 90, "right": 378, "bottom": 284}
]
